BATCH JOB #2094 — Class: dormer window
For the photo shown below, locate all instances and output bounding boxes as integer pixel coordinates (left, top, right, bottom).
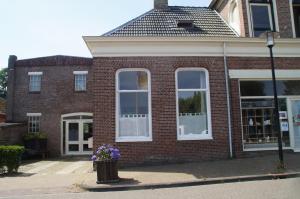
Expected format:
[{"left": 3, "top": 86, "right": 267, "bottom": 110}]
[
  {"left": 177, "top": 20, "right": 194, "bottom": 29},
  {"left": 248, "top": 0, "right": 276, "bottom": 37},
  {"left": 229, "top": 0, "right": 241, "bottom": 35}
]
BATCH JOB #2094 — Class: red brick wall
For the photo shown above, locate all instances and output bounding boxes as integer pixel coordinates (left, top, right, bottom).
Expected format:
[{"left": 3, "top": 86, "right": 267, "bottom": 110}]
[
  {"left": 11, "top": 56, "right": 93, "bottom": 156},
  {"left": 93, "top": 57, "right": 231, "bottom": 164}
]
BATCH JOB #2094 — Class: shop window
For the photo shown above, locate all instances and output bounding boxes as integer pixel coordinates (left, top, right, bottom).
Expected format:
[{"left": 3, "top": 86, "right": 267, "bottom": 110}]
[
  {"left": 116, "top": 69, "right": 152, "bottom": 142},
  {"left": 249, "top": 0, "right": 275, "bottom": 37},
  {"left": 239, "top": 80, "right": 298, "bottom": 150},
  {"left": 176, "top": 68, "right": 212, "bottom": 140},
  {"left": 292, "top": 1, "right": 300, "bottom": 37}
]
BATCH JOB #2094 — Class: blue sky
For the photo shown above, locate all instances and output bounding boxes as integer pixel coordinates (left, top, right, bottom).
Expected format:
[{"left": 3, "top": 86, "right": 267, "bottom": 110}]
[{"left": 0, "top": 0, "right": 211, "bottom": 67}]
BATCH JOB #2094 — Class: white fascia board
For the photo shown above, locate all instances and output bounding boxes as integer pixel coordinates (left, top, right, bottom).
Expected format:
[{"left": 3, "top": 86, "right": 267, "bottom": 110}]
[
  {"left": 229, "top": 70, "right": 300, "bottom": 79},
  {"left": 28, "top": 72, "right": 43, "bottom": 75},
  {"left": 27, "top": 113, "right": 42, "bottom": 116},
  {"left": 73, "top": 71, "right": 88, "bottom": 75},
  {"left": 83, "top": 36, "right": 300, "bottom": 58}
]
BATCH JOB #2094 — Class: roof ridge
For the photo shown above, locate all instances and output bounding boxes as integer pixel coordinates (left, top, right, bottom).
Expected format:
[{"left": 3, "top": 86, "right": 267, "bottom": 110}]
[{"left": 102, "top": 9, "right": 154, "bottom": 36}]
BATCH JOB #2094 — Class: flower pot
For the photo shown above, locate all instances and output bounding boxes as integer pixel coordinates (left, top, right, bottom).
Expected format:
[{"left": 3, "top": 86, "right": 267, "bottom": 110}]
[{"left": 96, "top": 160, "right": 119, "bottom": 183}]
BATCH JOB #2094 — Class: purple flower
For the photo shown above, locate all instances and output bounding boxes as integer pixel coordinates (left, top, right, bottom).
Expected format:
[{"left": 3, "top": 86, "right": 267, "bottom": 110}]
[{"left": 91, "top": 155, "right": 97, "bottom": 161}]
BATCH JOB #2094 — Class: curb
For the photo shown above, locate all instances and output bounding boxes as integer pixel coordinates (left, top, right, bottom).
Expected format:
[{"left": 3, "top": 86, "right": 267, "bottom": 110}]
[{"left": 81, "top": 172, "right": 300, "bottom": 192}]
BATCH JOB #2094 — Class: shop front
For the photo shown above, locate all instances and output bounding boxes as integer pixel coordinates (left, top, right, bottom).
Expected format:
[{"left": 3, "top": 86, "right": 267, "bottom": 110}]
[{"left": 239, "top": 79, "right": 300, "bottom": 152}]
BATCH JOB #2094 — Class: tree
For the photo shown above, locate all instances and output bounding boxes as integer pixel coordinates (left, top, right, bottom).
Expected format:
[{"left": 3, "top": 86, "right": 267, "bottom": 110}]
[{"left": 0, "top": 68, "right": 8, "bottom": 99}]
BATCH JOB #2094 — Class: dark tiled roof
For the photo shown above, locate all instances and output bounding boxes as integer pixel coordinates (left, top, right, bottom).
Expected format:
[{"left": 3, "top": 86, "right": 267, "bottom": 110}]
[{"left": 103, "top": 6, "right": 237, "bottom": 37}]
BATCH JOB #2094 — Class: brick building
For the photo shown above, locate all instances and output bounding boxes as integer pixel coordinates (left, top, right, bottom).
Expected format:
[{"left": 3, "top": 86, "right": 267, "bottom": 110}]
[{"left": 7, "top": 0, "right": 300, "bottom": 164}]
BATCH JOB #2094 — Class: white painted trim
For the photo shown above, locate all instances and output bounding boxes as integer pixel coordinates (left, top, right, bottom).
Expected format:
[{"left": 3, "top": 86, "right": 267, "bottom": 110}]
[
  {"left": 244, "top": 147, "right": 292, "bottom": 152},
  {"left": 73, "top": 71, "right": 88, "bottom": 75},
  {"left": 229, "top": 70, "right": 300, "bottom": 79},
  {"left": 290, "top": 0, "right": 299, "bottom": 38},
  {"left": 28, "top": 72, "right": 43, "bottom": 75},
  {"left": 26, "top": 113, "right": 42, "bottom": 116},
  {"left": 62, "top": 112, "right": 93, "bottom": 119},
  {"left": 175, "top": 68, "right": 212, "bottom": 141},
  {"left": 115, "top": 68, "right": 152, "bottom": 142},
  {"left": 83, "top": 36, "right": 300, "bottom": 57}
]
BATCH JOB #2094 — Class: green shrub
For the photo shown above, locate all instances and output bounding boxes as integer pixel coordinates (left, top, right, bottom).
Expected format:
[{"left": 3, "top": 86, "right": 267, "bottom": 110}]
[
  {"left": 23, "top": 132, "right": 47, "bottom": 141},
  {"left": 0, "top": 145, "right": 25, "bottom": 174}
]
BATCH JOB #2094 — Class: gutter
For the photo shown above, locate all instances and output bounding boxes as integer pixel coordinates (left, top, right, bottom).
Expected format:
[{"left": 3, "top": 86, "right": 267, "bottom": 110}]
[{"left": 223, "top": 42, "right": 233, "bottom": 158}]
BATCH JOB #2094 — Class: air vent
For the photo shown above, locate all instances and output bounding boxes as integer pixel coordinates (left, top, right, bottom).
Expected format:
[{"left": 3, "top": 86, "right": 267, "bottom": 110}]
[{"left": 177, "top": 20, "right": 194, "bottom": 28}]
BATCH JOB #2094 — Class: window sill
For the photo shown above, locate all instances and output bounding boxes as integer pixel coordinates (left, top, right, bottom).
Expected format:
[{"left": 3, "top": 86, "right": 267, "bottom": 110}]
[
  {"left": 116, "top": 137, "right": 152, "bottom": 143},
  {"left": 177, "top": 135, "right": 213, "bottom": 141}
]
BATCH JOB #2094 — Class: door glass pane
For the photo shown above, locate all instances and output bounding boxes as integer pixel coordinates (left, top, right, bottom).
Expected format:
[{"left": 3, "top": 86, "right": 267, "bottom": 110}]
[
  {"left": 68, "top": 123, "right": 79, "bottom": 141},
  {"left": 292, "top": 100, "right": 300, "bottom": 149},
  {"left": 69, "top": 144, "right": 79, "bottom": 152},
  {"left": 83, "top": 144, "right": 92, "bottom": 151},
  {"left": 178, "top": 91, "right": 208, "bottom": 135},
  {"left": 83, "top": 123, "right": 93, "bottom": 141}
]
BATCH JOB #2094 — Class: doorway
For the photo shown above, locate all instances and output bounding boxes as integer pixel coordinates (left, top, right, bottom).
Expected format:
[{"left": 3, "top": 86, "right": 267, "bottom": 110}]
[{"left": 61, "top": 113, "right": 93, "bottom": 155}]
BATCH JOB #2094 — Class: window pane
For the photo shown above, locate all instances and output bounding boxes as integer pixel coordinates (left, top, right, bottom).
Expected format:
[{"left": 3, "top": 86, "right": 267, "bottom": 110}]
[
  {"left": 68, "top": 123, "right": 79, "bottom": 141},
  {"left": 69, "top": 144, "right": 79, "bottom": 152},
  {"left": 120, "top": 92, "right": 148, "bottom": 115},
  {"left": 293, "top": 5, "right": 300, "bottom": 37},
  {"left": 29, "top": 75, "right": 41, "bottom": 92},
  {"left": 28, "top": 116, "right": 41, "bottom": 133},
  {"left": 178, "top": 71, "right": 206, "bottom": 89},
  {"left": 119, "top": 71, "right": 148, "bottom": 90},
  {"left": 75, "top": 74, "right": 87, "bottom": 91},
  {"left": 119, "top": 92, "right": 149, "bottom": 137},
  {"left": 178, "top": 91, "right": 208, "bottom": 135},
  {"left": 251, "top": 5, "right": 272, "bottom": 37},
  {"left": 240, "top": 80, "right": 300, "bottom": 96}
]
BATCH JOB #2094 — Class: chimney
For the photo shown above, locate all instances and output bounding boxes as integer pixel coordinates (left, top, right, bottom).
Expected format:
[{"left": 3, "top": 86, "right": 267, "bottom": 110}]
[
  {"left": 154, "top": 0, "right": 168, "bottom": 10},
  {"left": 6, "top": 55, "right": 17, "bottom": 122}
]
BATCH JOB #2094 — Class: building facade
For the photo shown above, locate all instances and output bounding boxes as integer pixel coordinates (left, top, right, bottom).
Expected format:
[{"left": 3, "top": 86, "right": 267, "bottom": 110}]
[{"left": 6, "top": 0, "right": 300, "bottom": 164}]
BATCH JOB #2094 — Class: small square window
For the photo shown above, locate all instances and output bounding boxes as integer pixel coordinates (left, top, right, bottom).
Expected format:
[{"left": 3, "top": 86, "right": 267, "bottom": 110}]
[
  {"left": 74, "top": 74, "right": 87, "bottom": 91},
  {"left": 29, "top": 74, "right": 42, "bottom": 92}
]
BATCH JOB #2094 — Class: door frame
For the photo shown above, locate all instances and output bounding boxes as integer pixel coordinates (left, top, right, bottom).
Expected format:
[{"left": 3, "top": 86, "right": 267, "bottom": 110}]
[
  {"left": 61, "top": 113, "right": 93, "bottom": 156},
  {"left": 65, "top": 119, "right": 93, "bottom": 155},
  {"left": 287, "top": 97, "right": 300, "bottom": 152}
]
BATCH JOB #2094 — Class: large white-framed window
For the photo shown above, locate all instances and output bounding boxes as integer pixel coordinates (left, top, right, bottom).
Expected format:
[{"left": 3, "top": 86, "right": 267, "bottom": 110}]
[
  {"left": 116, "top": 68, "right": 152, "bottom": 142},
  {"left": 27, "top": 113, "right": 41, "bottom": 133},
  {"left": 28, "top": 72, "right": 43, "bottom": 92},
  {"left": 247, "top": 0, "right": 278, "bottom": 37},
  {"left": 73, "top": 71, "right": 88, "bottom": 91},
  {"left": 176, "top": 68, "right": 212, "bottom": 140},
  {"left": 229, "top": 0, "right": 241, "bottom": 35}
]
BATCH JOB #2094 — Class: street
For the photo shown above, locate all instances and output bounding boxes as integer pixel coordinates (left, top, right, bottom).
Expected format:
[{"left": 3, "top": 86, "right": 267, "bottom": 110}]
[{"left": 1, "top": 178, "right": 299, "bottom": 199}]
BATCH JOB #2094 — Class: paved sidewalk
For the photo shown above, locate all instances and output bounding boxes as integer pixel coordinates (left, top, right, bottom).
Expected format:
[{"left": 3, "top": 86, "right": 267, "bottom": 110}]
[
  {"left": 0, "top": 152, "right": 299, "bottom": 196},
  {"left": 81, "top": 152, "right": 300, "bottom": 190}
]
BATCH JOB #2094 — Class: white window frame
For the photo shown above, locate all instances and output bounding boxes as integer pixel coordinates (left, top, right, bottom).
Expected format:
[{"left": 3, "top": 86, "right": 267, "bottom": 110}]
[
  {"left": 28, "top": 72, "right": 43, "bottom": 92},
  {"left": 27, "top": 113, "right": 42, "bottom": 133},
  {"left": 246, "top": 0, "right": 279, "bottom": 37},
  {"left": 115, "top": 68, "right": 152, "bottom": 142},
  {"left": 290, "top": 0, "right": 300, "bottom": 38},
  {"left": 74, "top": 71, "right": 88, "bottom": 91},
  {"left": 175, "top": 68, "right": 212, "bottom": 141}
]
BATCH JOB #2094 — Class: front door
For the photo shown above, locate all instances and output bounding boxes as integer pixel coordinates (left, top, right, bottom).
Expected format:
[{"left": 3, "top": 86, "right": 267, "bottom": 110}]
[
  {"left": 66, "top": 120, "right": 93, "bottom": 155},
  {"left": 289, "top": 99, "right": 300, "bottom": 152}
]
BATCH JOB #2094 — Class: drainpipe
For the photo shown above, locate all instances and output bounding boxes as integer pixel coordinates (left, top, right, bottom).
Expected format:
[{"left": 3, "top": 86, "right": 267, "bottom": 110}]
[{"left": 223, "top": 42, "right": 233, "bottom": 158}]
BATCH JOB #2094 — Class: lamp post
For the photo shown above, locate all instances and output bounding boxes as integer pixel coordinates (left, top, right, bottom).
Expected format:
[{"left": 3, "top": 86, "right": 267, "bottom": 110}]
[{"left": 265, "top": 31, "right": 284, "bottom": 168}]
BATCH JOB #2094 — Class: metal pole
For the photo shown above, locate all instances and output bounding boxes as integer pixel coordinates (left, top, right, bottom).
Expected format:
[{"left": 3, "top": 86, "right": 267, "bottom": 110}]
[{"left": 269, "top": 46, "right": 284, "bottom": 167}]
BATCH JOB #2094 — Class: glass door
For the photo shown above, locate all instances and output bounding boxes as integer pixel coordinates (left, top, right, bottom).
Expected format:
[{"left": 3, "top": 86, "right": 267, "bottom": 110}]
[
  {"left": 290, "top": 99, "right": 300, "bottom": 152},
  {"left": 66, "top": 120, "right": 93, "bottom": 155}
]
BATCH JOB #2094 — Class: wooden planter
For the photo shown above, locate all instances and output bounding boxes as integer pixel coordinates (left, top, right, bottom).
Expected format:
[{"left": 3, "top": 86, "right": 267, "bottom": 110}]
[{"left": 95, "top": 160, "right": 119, "bottom": 184}]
